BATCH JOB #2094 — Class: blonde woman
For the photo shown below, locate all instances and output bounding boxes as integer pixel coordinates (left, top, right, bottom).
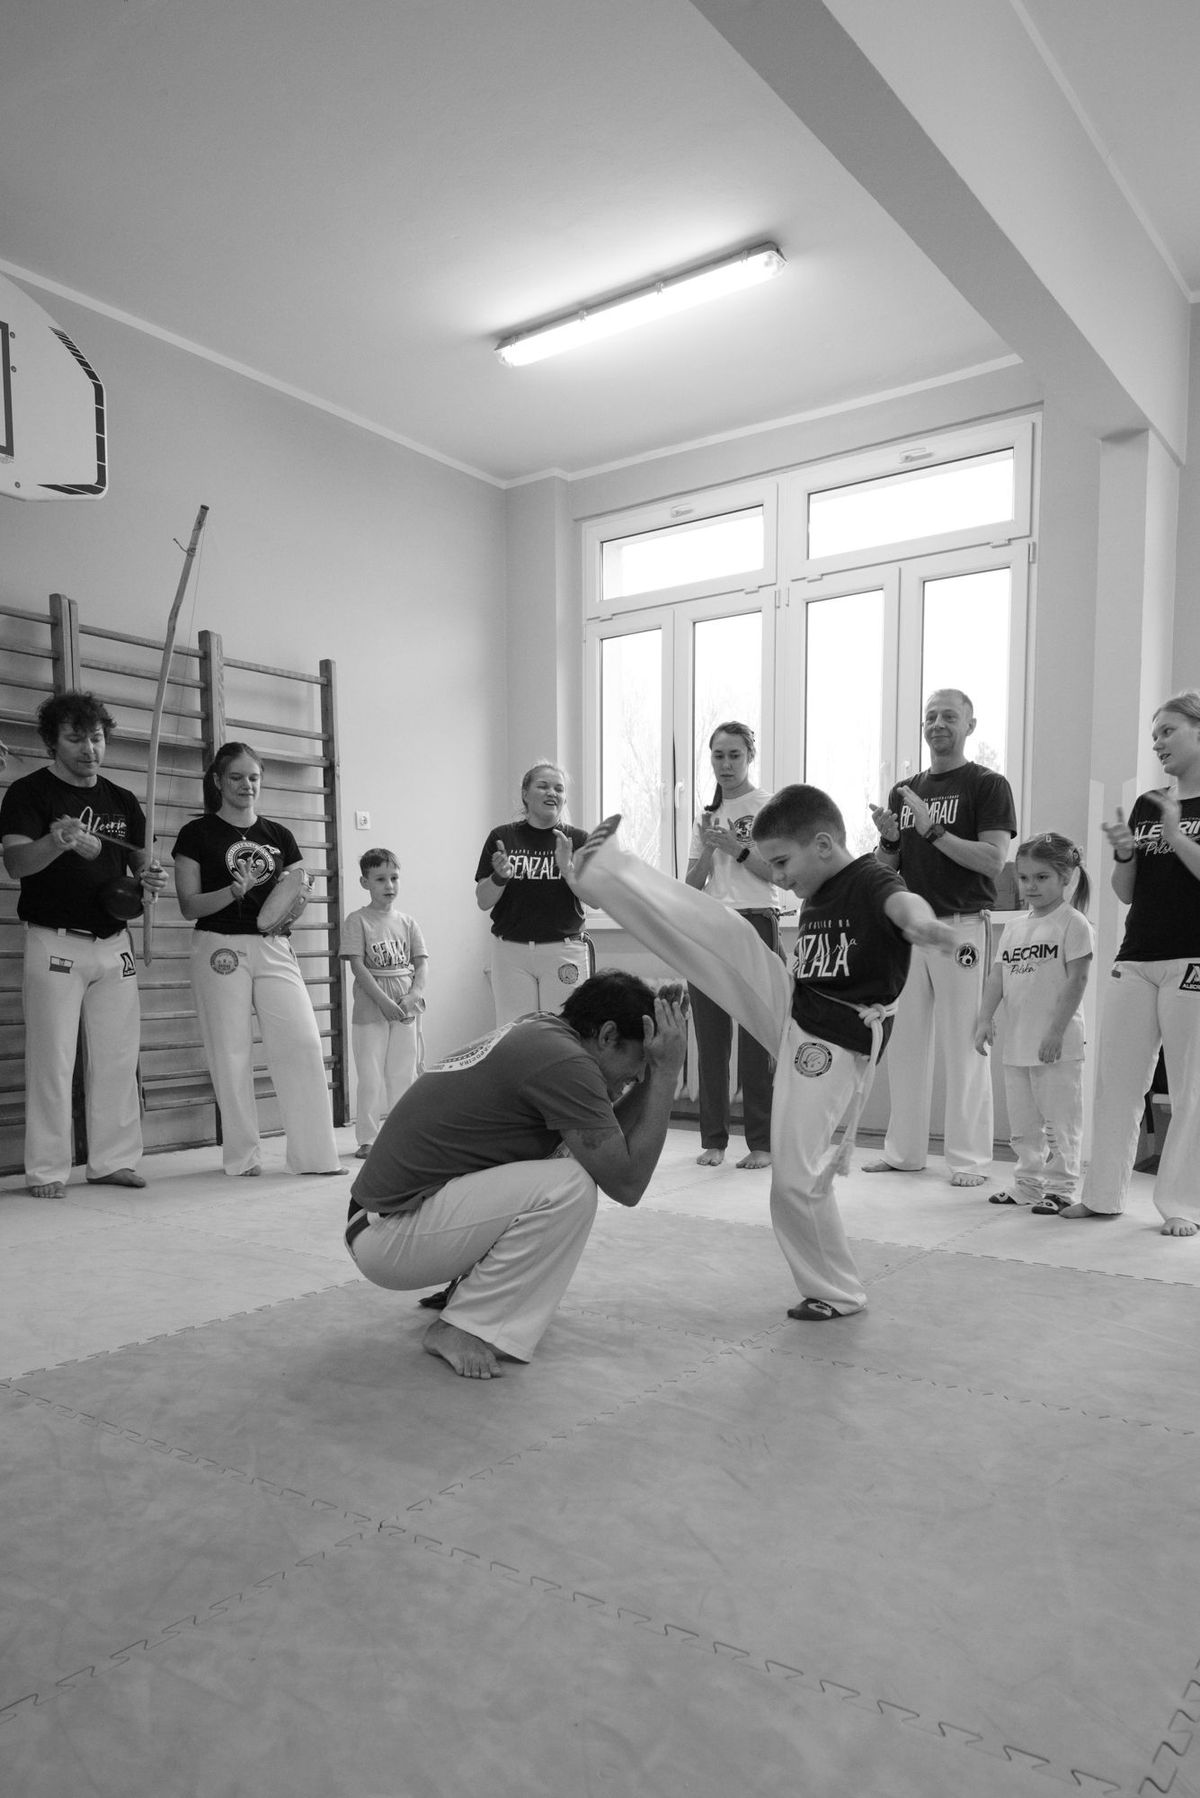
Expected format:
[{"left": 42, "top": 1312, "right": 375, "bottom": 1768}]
[{"left": 475, "top": 762, "right": 590, "bottom": 1025}]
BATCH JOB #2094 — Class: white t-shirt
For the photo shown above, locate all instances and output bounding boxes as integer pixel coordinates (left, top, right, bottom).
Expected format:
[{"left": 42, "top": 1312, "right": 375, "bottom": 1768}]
[
  {"left": 995, "top": 904, "right": 1094, "bottom": 1065},
  {"left": 688, "top": 786, "right": 782, "bottom": 910}
]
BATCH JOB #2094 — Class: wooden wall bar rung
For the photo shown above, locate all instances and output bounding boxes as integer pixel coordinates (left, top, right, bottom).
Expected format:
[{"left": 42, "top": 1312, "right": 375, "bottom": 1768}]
[
  {"left": 223, "top": 655, "right": 323, "bottom": 684},
  {"left": 224, "top": 716, "right": 326, "bottom": 741},
  {"left": 79, "top": 624, "right": 203, "bottom": 655}
]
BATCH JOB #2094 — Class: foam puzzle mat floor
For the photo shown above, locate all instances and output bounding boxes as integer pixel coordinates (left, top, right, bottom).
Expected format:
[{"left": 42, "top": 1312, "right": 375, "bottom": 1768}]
[{"left": 2, "top": 1129, "right": 1198, "bottom": 1798}]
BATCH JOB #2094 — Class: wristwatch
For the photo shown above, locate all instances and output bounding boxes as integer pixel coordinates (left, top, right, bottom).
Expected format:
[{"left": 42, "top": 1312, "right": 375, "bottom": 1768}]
[
  {"left": 736, "top": 847, "right": 751, "bottom": 863},
  {"left": 923, "top": 822, "right": 947, "bottom": 843}
]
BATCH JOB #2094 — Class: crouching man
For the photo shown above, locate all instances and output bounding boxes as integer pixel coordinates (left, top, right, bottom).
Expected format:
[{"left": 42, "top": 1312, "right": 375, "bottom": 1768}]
[{"left": 343, "top": 971, "right": 687, "bottom": 1379}]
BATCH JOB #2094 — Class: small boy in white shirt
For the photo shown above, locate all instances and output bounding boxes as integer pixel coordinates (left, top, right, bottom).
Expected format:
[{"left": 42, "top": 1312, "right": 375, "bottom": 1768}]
[{"left": 340, "top": 848, "right": 428, "bottom": 1157}]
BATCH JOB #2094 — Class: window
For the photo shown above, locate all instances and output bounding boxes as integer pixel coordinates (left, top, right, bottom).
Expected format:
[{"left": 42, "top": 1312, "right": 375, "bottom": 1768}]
[
  {"left": 803, "top": 589, "right": 886, "bottom": 857},
  {"left": 587, "top": 595, "right": 773, "bottom": 875},
  {"left": 808, "top": 451, "right": 1014, "bottom": 560},
  {"left": 599, "top": 628, "right": 663, "bottom": 868},
  {"left": 691, "top": 612, "right": 763, "bottom": 811},
  {"left": 583, "top": 417, "right": 1035, "bottom": 908},
  {"left": 603, "top": 508, "right": 764, "bottom": 604},
  {"left": 788, "top": 547, "right": 1028, "bottom": 850},
  {"left": 583, "top": 481, "right": 776, "bottom": 616}
]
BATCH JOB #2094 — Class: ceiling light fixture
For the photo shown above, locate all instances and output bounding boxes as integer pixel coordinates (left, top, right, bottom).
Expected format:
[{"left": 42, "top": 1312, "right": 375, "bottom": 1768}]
[{"left": 495, "top": 243, "right": 786, "bottom": 368}]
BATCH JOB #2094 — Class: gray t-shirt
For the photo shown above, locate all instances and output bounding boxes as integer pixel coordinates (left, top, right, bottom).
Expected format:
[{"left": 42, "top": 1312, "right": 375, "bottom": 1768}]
[{"left": 351, "top": 1015, "right": 617, "bottom": 1215}]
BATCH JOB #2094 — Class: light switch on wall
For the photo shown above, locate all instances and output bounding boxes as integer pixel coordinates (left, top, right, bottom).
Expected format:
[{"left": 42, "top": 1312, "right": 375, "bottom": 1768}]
[{"left": 354, "top": 810, "right": 370, "bottom": 830}]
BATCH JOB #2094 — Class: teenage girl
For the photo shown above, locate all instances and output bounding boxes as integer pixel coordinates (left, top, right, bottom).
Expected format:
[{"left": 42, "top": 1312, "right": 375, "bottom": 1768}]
[
  {"left": 1071, "top": 690, "right": 1200, "bottom": 1235},
  {"left": 173, "top": 742, "right": 342, "bottom": 1177},
  {"left": 685, "top": 722, "right": 781, "bottom": 1170},
  {"left": 974, "top": 833, "right": 1094, "bottom": 1212}
]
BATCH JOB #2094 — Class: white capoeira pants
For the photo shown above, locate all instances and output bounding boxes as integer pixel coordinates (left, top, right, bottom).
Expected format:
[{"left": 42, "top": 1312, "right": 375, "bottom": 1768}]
[
  {"left": 352, "top": 1017, "right": 422, "bottom": 1146},
  {"left": 346, "top": 1159, "right": 599, "bottom": 1361},
  {"left": 190, "top": 932, "right": 340, "bottom": 1176},
  {"left": 1002, "top": 1061, "right": 1084, "bottom": 1204},
  {"left": 573, "top": 841, "right": 868, "bottom": 1312},
  {"left": 489, "top": 936, "right": 590, "bottom": 1026},
  {"left": 22, "top": 924, "right": 143, "bottom": 1186},
  {"left": 878, "top": 914, "right": 993, "bottom": 1176},
  {"left": 1081, "top": 958, "right": 1200, "bottom": 1223}
]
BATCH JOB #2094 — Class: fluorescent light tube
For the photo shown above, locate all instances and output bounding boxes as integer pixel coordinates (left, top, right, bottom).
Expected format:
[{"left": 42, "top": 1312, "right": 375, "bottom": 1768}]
[{"left": 496, "top": 244, "right": 785, "bottom": 367}]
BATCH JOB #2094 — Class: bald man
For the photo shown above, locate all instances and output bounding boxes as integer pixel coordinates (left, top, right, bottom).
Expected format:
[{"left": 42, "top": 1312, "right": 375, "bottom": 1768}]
[{"left": 866, "top": 689, "right": 1016, "bottom": 1186}]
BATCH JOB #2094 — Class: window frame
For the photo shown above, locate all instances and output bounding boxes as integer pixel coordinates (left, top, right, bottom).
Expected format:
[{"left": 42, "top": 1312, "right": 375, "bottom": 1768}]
[
  {"left": 781, "top": 417, "right": 1035, "bottom": 580},
  {"left": 583, "top": 587, "right": 778, "bottom": 903},
  {"left": 582, "top": 479, "right": 778, "bottom": 618},
  {"left": 581, "top": 413, "right": 1039, "bottom": 909},
  {"left": 781, "top": 541, "right": 1031, "bottom": 837}
]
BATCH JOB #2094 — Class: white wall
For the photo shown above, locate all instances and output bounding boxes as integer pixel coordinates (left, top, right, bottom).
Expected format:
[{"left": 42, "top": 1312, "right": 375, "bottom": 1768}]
[{"left": 0, "top": 295, "right": 508, "bottom": 1057}]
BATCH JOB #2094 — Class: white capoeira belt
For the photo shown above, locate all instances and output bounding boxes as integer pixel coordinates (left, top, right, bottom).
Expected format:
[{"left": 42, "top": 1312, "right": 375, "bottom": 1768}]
[{"left": 812, "top": 995, "right": 899, "bottom": 1193}]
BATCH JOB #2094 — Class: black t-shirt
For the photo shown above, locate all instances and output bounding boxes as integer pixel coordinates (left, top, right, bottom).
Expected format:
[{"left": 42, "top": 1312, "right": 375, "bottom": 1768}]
[
  {"left": 475, "top": 821, "right": 588, "bottom": 941},
  {"left": 172, "top": 813, "right": 303, "bottom": 934},
  {"left": 791, "top": 856, "right": 912, "bottom": 1055},
  {"left": 1116, "top": 792, "right": 1200, "bottom": 961},
  {"left": 889, "top": 762, "right": 1016, "bottom": 916},
  {"left": 0, "top": 765, "right": 146, "bottom": 937}
]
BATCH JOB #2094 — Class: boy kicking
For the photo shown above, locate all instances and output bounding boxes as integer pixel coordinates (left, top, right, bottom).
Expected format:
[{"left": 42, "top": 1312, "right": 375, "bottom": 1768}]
[{"left": 561, "top": 788, "right": 958, "bottom": 1318}]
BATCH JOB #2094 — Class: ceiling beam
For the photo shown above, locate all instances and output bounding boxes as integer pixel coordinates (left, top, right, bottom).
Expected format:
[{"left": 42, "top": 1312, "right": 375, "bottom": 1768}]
[{"left": 689, "top": 0, "right": 1189, "bottom": 459}]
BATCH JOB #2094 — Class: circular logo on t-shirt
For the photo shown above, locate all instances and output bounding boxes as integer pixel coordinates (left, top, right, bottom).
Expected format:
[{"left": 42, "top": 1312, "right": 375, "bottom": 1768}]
[
  {"left": 225, "top": 840, "right": 277, "bottom": 890},
  {"left": 210, "top": 946, "right": 240, "bottom": 976},
  {"left": 795, "top": 1041, "right": 833, "bottom": 1077},
  {"left": 955, "top": 943, "right": 979, "bottom": 969},
  {"left": 557, "top": 960, "right": 581, "bottom": 986}
]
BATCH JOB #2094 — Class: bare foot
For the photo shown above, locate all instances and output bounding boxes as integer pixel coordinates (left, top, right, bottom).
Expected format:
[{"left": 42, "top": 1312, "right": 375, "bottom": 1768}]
[
  {"left": 423, "top": 1317, "right": 502, "bottom": 1379},
  {"left": 1160, "top": 1216, "right": 1199, "bottom": 1237},
  {"left": 239, "top": 1166, "right": 261, "bottom": 1178},
  {"left": 696, "top": 1148, "right": 725, "bottom": 1167},
  {"left": 861, "top": 1159, "right": 905, "bottom": 1174},
  {"left": 736, "top": 1151, "right": 771, "bottom": 1170},
  {"left": 950, "top": 1172, "right": 987, "bottom": 1188},
  {"left": 28, "top": 1181, "right": 66, "bottom": 1200},
  {"left": 1059, "top": 1202, "right": 1115, "bottom": 1219}
]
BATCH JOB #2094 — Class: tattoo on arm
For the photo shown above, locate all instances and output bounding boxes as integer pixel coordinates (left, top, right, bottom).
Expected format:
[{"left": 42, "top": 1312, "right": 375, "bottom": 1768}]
[{"left": 571, "top": 1126, "right": 623, "bottom": 1150}]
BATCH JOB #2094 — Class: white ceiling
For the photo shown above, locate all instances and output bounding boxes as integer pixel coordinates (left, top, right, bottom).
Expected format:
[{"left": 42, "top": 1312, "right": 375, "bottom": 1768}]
[{"left": 0, "top": 0, "right": 1191, "bottom": 485}]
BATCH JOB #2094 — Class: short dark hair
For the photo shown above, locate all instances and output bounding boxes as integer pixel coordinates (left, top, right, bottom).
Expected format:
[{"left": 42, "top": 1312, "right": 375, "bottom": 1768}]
[
  {"left": 202, "top": 741, "right": 264, "bottom": 812},
  {"left": 560, "top": 969, "right": 658, "bottom": 1043},
  {"left": 753, "top": 783, "right": 846, "bottom": 846},
  {"left": 36, "top": 690, "right": 116, "bottom": 751},
  {"left": 360, "top": 847, "right": 399, "bottom": 874}
]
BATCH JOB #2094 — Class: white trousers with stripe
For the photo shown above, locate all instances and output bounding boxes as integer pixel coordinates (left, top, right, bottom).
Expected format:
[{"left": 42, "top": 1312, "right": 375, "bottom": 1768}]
[
  {"left": 573, "top": 842, "right": 867, "bottom": 1312},
  {"left": 879, "top": 915, "right": 993, "bottom": 1175},
  {"left": 348, "top": 1159, "right": 598, "bottom": 1361},
  {"left": 190, "top": 933, "right": 339, "bottom": 1176},
  {"left": 1081, "top": 958, "right": 1200, "bottom": 1222},
  {"left": 22, "top": 924, "right": 143, "bottom": 1186}
]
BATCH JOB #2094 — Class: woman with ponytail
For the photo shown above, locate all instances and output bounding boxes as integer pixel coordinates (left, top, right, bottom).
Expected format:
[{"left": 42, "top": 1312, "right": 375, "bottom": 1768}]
[{"left": 685, "top": 722, "right": 781, "bottom": 1169}]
